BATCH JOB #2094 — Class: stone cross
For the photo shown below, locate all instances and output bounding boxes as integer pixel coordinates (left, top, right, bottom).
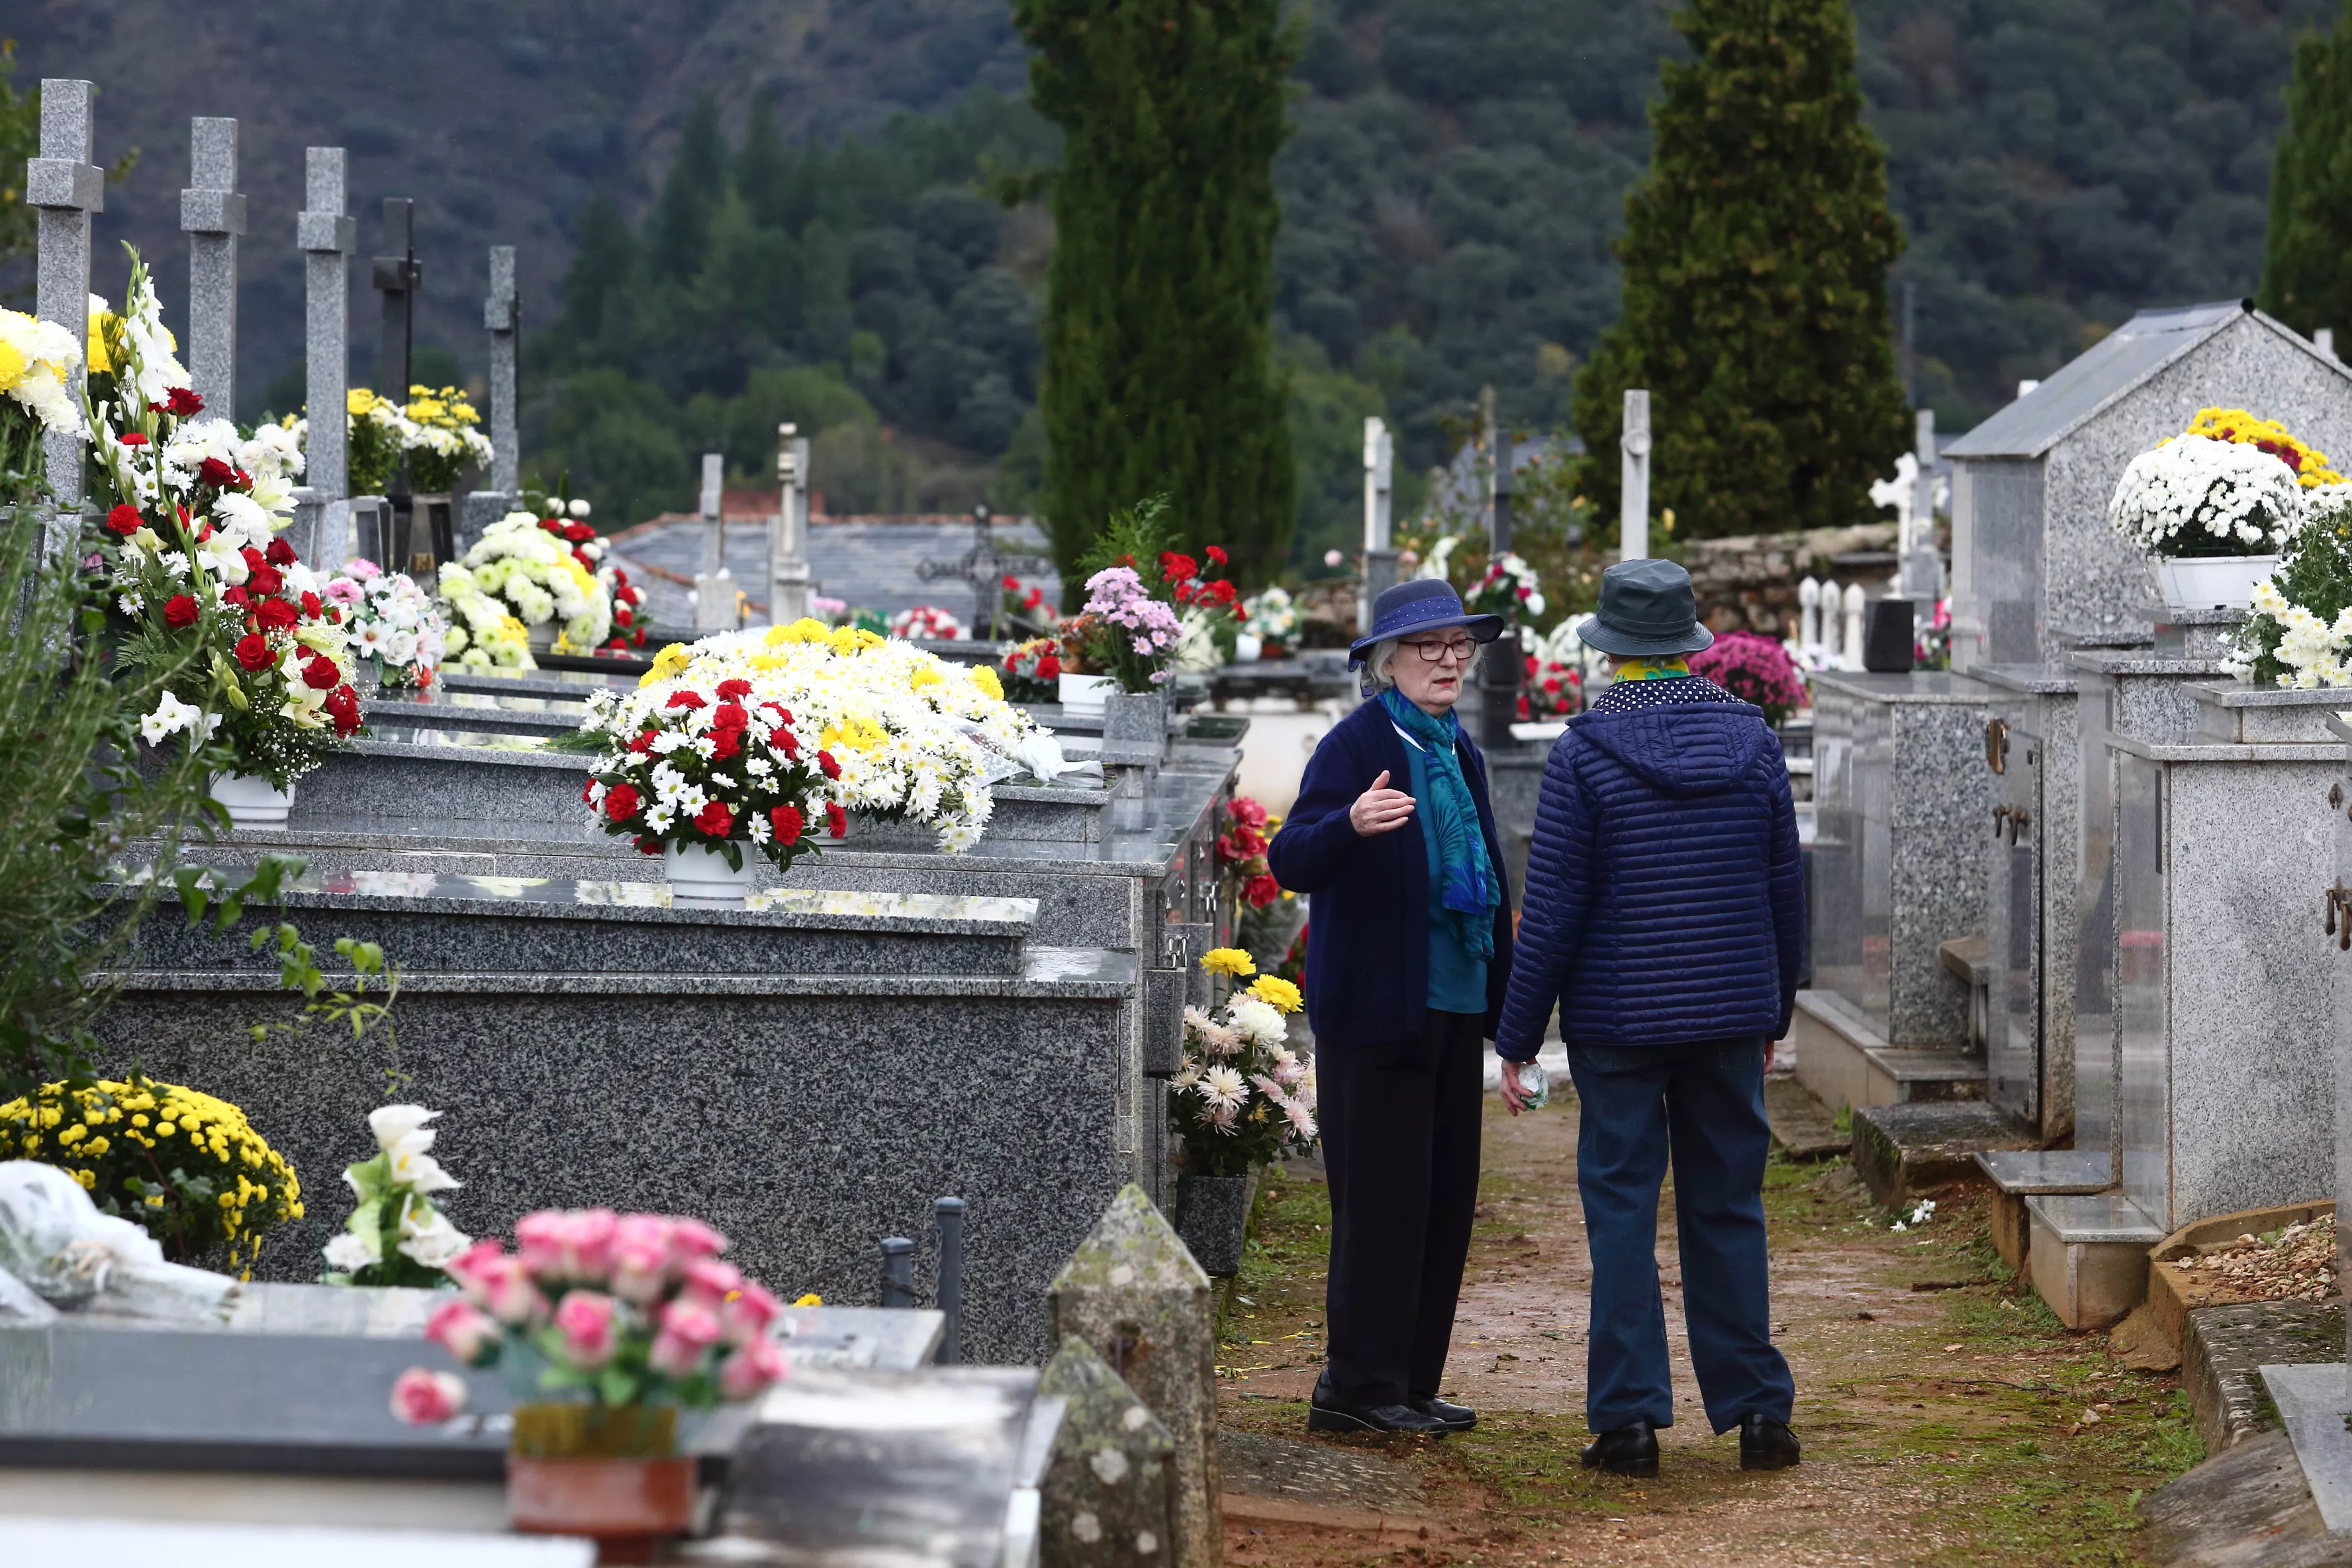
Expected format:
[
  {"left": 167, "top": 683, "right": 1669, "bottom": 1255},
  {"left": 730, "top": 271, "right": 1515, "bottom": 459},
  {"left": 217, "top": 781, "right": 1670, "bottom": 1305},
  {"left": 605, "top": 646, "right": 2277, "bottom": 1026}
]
[
  {"left": 769, "top": 422, "right": 813, "bottom": 626},
  {"left": 1869, "top": 453, "right": 1920, "bottom": 553},
  {"left": 295, "top": 148, "right": 356, "bottom": 570},
  {"left": 1036, "top": 1336, "right": 1177, "bottom": 1568},
  {"left": 1047, "top": 1185, "right": 1217, "bottom": 1568},
  {"left": 29, "top": 79, "right": 102, "bottom": 512},
  {"left": 919, "top": 502, "right": 1051, "bottom": 641},
  {"left": 1621, "top": 388, "right": 1652, "bottom": 563},
  {"left": 484, "top": 246, "right": 519, "bottom": 493},
  {"left": 694, "top": 452, "right": 736, "bottom": 631},
  {"left": 179, "top": 117, "right": 244, "bottom": 416},
  {"left": 1360, "top": 415, "right": 1398, "bottom": 634}
]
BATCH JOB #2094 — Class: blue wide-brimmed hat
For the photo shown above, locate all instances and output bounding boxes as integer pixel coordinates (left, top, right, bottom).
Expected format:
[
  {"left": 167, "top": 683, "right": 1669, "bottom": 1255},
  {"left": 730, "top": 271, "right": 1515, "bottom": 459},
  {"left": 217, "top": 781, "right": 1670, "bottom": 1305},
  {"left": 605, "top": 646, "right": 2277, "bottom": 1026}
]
[
  {"left": 1576, "top": 557, "right": 1715, "bottom": 658},
  {"left": 1348, "top": 579, "right": 1505, "bottom": 667}
]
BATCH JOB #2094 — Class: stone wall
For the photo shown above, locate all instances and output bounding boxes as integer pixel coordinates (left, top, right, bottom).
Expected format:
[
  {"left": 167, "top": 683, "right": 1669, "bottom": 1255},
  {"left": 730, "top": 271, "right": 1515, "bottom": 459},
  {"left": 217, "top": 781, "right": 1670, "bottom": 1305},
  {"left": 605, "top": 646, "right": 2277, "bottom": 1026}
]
[{"left": 1683, "top": 523, "right": 1904, "bottom": 638}]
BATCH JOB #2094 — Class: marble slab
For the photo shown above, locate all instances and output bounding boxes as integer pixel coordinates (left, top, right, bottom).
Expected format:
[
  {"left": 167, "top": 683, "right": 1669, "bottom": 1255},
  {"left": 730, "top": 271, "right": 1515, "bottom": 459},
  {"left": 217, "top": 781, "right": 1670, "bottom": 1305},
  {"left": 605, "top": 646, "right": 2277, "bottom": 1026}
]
[
  {"left": 1974, "top": 1148, "right": 2114, "bottom": 1195},
  {"left": 1975, "top": 665, "right": 2082, "bottom": 1136},
  {"left": 2259, "top": 1362, "right": 2352, "bottom": 1534}
]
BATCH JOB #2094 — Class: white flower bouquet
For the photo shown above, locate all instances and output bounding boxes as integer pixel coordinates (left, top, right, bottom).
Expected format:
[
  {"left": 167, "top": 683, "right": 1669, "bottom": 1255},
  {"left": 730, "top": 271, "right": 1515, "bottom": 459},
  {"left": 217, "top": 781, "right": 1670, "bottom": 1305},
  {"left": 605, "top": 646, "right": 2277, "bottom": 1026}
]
[
  {"left": 1241, "top": 585, "right": 1297, "bottom": 644},
  {"left": 2110, "top": 433, "right": 2304, "bottom": 558},
  {"left": 585, "top": 619, "right": 1044, "bottom": 853},
  {"left": 0, "top": 304, "right": 83, "bottom": 483},
  {"left": 1169, "top": 948, "right": 1316, "bottom": 1176},
  {"left": 323, "top": 559, "right": 449, "bottom": 690},
  {"left": 889, "top": 604, "right": 967, "bottom": 640},
  {"left": 438, "top": 510, "right": 612, "bottom": 655},
  {"left": 322, "top": 1105, "right": 471, "bottom": 1287}
]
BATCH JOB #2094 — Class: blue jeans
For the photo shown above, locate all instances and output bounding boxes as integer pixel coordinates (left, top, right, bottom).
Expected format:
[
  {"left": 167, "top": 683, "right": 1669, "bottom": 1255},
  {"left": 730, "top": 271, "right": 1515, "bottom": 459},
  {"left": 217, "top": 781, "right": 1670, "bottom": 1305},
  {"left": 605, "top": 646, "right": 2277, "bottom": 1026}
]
[{"left": 1567, "top": 1039, "right": 1794, "bottom": 1435}]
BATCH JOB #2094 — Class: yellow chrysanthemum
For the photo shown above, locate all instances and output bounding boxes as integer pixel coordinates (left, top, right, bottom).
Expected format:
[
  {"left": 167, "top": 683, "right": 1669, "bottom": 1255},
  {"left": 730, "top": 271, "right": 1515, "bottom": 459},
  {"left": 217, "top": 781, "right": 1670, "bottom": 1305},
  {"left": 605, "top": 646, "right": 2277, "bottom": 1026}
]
[
  {"left": 1247, "top": 974, "right": 1304, "bottom": 1015},
  {"left": 1200, "top": 947, "right": 1257, "bottom": 978},
  {"left": 2183, "top": 406, "right": 2346, "bottom": 488},
  {"left": 794, "top": 1293, "right": 823, "bottom": 1307},
  {"left": 968, "top": 665, "right": 1004, "bottom": 700},
  {"left": 0, "top": 339, "right": 26, "bottom": 394}
]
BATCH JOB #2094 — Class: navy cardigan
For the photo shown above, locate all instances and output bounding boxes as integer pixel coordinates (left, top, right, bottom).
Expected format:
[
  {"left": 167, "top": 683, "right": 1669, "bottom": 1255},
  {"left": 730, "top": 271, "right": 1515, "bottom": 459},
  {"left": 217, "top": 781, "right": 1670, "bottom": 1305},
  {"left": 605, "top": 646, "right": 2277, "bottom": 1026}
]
[
  {"left": 1266, "top": 699, "right": 1514, "bottom": 1050},
  {"left": 1493, "top": 698, "right": 1805, "bottom": 1062}
]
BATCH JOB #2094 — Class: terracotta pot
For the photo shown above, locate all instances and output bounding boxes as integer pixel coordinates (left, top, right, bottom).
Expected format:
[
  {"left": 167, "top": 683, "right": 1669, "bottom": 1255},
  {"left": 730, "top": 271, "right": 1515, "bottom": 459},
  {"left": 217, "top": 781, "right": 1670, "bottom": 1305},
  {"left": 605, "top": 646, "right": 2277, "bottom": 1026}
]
[{"left": 508, "top": 1405, "right": 692, "bottom": 1564}]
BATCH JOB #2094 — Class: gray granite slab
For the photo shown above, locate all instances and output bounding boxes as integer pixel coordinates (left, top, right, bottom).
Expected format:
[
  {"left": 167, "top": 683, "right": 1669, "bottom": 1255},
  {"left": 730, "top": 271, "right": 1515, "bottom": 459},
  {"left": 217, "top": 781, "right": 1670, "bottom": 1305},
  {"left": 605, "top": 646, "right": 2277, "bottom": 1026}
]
[
  {"left": 1983, "top": 672, "right": 2081, "bottom": 1136},
  {"left": 2192, "top": 681, "right": 2352, "bottom": 745},
  {"left": 123, "top": 874, "right": 1037, "bottom": 978},
  {"left": 2026, "top": 1191, "right": 2164, "bottom": 1244},
  {"left": 1974, "top": 1148, "right": 2114, "bottom": 1194},
  {"left": 2259, "top": 1363, "right": 2352, "bottom": 1534}
]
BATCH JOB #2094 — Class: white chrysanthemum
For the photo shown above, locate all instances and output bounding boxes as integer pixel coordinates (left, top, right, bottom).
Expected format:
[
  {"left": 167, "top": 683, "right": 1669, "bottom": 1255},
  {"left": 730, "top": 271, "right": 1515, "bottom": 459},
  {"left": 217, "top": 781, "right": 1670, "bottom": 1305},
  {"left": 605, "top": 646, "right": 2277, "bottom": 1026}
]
[
  {"left": 1225, "top": 995, "right": 1288, "bottom": 1048},
  {"left": 2111, "top": 434, "right": 2303, "bottom": 556},
  {"left": 1199, "top": 1066, "right": 1247, "bottom": 1115},
  {"left": 0, "top": 306, "right": 84, "bottom": 435}
]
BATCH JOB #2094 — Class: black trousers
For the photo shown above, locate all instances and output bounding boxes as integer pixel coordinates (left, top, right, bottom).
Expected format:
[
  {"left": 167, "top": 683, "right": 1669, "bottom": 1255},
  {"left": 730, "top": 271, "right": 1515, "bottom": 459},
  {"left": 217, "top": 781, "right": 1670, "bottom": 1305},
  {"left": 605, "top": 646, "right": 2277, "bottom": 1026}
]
[{"left": 1319, "top": 1008, "right": 1484, "bottom": 1407}]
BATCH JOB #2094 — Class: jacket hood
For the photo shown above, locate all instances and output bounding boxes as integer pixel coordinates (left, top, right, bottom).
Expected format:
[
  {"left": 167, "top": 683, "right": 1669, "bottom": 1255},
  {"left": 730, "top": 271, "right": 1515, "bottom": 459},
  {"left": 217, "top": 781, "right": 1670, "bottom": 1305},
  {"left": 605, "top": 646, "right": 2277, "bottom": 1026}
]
[{"left": 1570, "top": 702, "right": 1776, "bottom": 798}]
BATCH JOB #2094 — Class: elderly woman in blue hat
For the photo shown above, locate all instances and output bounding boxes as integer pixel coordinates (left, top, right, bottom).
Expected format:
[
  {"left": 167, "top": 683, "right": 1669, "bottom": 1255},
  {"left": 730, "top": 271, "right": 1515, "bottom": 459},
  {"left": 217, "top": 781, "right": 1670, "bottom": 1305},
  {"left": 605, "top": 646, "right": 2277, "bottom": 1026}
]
[
  {"left": 1493, "top": 557, "right": 1803, "bottom": 1477},
  {"left": 1266, "top": 578, "right": 1515, "bottom": 1438}
]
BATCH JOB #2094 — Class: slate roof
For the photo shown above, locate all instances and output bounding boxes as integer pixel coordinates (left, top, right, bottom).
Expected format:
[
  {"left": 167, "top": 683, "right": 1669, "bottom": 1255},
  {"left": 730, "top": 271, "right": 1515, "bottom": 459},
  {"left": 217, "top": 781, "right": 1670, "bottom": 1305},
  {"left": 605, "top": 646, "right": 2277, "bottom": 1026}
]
[
  {"left": 1941, "top": 300, "right": 2347, "bottom": 461},
  {"left": 604, "top": 514, "right": 1061, "bottom": 633}
]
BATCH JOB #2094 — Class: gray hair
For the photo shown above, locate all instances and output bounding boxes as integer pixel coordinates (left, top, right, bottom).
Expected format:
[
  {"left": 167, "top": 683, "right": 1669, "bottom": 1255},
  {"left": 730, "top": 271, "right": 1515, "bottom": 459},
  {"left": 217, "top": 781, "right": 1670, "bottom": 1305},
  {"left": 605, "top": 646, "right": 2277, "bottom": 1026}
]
[{"left": 1360, "top": 635, "right": 1480, "bottom": 696}]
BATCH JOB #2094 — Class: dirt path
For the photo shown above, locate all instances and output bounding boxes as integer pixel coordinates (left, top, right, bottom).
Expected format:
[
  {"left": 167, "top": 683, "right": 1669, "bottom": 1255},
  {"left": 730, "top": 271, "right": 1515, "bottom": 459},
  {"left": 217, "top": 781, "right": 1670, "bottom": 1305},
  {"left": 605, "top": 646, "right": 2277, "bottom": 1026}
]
[{"left": 1215, "top": 1082, "right": 2204, "bottom": 1567}]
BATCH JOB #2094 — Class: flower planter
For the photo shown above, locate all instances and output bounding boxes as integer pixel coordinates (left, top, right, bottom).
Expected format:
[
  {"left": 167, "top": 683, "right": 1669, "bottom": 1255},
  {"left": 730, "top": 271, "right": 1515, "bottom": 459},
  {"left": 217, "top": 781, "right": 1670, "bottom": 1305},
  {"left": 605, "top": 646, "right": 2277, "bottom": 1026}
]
[
  {"left": 2155, "top": 554, "right": 2278, "bottom": 611},
  {"left": 508, "top": 1404, "right": 692, "bottom": 1563},
  {"left": 662, "top": 843, "right": 759, "bottom": 908},
  {"left": 1101, "top": 690, "right": 1168, "bottom": 754},
  {"left": 1175, "top": 1170, "right": 1259, "bottom": 1278},
  {"left": 1057, "top": 672, "right": 1115, "bottom": 719},
  {"left": 209, "top": 772, "right": 295, "bottom": 829},
  {"left": 1234, "top": 633, "right": 1263, "bottom": 664}
]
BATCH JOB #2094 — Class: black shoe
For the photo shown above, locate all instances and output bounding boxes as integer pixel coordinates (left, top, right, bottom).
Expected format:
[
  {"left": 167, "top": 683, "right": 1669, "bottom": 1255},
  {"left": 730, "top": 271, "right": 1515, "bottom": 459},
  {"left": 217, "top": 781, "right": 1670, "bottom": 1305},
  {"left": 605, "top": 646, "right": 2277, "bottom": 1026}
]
[
  {"left": 1740, "top": 1412, "right": 1800, "bottom": 1470},
  {"left": 1307, "top": 1396, "right": 1450, "bottom": 1435},
  {"left": 1412, "top": 1395, "right": 1477, "bottom": 1432},
  {"left": 1581, "top": 1420, "right": 1660, "bottom": 1477}
]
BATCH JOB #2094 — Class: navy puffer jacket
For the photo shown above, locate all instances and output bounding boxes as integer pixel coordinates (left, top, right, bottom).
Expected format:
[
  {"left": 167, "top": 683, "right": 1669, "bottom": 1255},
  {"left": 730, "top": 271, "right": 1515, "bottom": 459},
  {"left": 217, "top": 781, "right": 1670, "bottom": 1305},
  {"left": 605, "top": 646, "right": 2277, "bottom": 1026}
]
[{"left": 1493, "top": 696, "right": 1804, "bottom": 1061}]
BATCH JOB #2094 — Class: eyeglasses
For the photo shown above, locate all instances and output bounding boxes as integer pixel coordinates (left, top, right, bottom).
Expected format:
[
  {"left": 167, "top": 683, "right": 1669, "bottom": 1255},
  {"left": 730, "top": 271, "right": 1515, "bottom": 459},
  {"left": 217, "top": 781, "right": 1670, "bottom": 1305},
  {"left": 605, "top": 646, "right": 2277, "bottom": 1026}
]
[{"left": 1401, "top": 636, "right": 1478, "bottom": 663}]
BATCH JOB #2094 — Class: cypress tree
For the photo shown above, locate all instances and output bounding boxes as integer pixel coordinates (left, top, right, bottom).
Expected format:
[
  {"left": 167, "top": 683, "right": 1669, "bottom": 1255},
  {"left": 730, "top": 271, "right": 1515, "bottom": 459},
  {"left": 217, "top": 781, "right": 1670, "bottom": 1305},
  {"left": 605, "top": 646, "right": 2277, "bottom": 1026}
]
[
  {"left": 1572, "top": 0, "right": 1910, "bottom": 540},
  {"left": 2259, "top": 3, "right": 2352, "bottom": 338},
  {"left": 648, "top": 97, "right": 729, "bottom": 285},
  {"left": 1012, "top": 0, "right": 1297, "bottom": 584}
]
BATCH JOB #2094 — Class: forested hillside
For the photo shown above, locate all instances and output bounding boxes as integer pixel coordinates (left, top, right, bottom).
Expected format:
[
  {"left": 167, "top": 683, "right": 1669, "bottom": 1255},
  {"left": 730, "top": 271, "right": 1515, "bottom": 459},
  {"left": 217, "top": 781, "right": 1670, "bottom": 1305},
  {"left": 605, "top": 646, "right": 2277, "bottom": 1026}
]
[{"left": 7, "top": 0, "right": 2336, "bottom": 558}]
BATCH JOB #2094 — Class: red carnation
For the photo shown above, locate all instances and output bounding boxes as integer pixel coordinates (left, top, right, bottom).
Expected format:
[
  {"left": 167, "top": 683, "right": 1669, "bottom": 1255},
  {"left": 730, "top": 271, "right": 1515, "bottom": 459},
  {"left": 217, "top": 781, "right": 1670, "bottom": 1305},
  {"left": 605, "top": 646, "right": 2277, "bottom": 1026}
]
[
  {"left": 302, "top": 654, "right": 341, "bottom": 690},
  {"left": 165, "top": 387, "right": 205, "bottom": 417},
  {"left": 563, "top": 522, "right": 593, "bottom": 543},
  {"left": 770, "top": 805, "right": 804, "bottom": 843},
  {"left": 711, "top": 702, "right": 749, "bottom": 731},
  {"left": 634, "top": 835, "right": 662, "bottom": 854},
  {"left": 255, "top": 597, "right": 299, "bottom": 633},
  {"left": 694, "top": 799, "right": 733, "bottom": 838},
  {"left": 581, "top": 779, "right": 596, "bottom": 804},
  {"left": 300, "top": 591, "right": 322, "bottom": 619},
  {"left": 117, "top": 432, "right": 149, "bottom": 447},
  {"left": 615, "top": 606, "right": 634, "bottom": 628},
  {"left": 761, "top": 702, "right": 793, "bottom": 725},
  {"left": 539, "top": 518, "right": 565, "bottom": 535},
  {"left": 826, "top": 802, "right": 847, "bottom": 839},
  {"left": 105, "top": 504, "right": 141, "bottom": 537},
  {"left": 247, "top": 565, "right": 283, "bottom": 597},
  {"left": 1205, "top": 544, "right": 1228, "bottom": 567},
  {"left": 199, "top": 457, "right": 237, "bottom": 489},
  {"left": 817, "top": 749, "right": 841, "bottom": 780},
  {"left": 667, "top": 691, "right": 706, "bottom": 710},
  {"left": 773, "top": 727, "right": 800, "bottom": 759},
  {"left": 1038, "top": 654, "right": 1061, "bottom": 680},
  {"left": 628, "top": 728, "right": 659, "bottom": 755},
  {"left": 710, "top": 729, "right": 741, "bottom": 761},
  {"left": 572, "top": 548, "right": 594, "bottom": 571},
  {"left": 240, "top": 546, "right": 265, "bottom": 570},
  {"left": 604, "top": 783, "right": 642, "bottom": 821},
  {"left": 1002, "top": 575, "right": 1019, "bottom": 590},
  {"left": 1158, "top": 551, "right": 1198, "bottom": 584},
  {"left": 620, "top": 584, "right": 643, "bottom": 606},
  {"left": 163, "top": 594, "right": 199, "bottom": 629},
  {"left": 324, "top": 684, "right": 362, "bottom": 736},
  {"left": 234, "top": 633, "right": 275, "bottom": 672},
  {"left": 1244, "top": 873, "right": 1281, "bottom": 909},
  {"left": 716, "top": 678, "right": 751, "bottom": 700},
  {"left": 264, "top": 537, "right": 296, "bottom": 567}
]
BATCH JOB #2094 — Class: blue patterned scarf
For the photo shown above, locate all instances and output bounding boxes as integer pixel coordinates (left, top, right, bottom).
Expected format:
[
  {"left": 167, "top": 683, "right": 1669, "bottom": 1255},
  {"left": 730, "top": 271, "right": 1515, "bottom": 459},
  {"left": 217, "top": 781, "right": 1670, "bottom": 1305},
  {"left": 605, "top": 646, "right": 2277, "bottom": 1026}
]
[{"left": 1380, "top": 689, "right": 1501, "bottom": 960}]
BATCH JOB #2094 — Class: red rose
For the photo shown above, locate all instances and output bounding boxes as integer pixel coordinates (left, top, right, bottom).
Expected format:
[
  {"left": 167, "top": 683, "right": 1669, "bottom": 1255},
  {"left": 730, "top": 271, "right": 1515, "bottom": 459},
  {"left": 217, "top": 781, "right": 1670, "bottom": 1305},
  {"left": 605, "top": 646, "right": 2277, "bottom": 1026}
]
[
  {"left": 604, "top": 783, "right": 641, "bottom": 821},
  {"left": 105, "top": 504, "right": 141, "bottom": 537},
  {"left": 770, "top": 805, "right": 804, "bottom": 843},
  {"left": 255, "top": 598, "right": 299, "bottom": 633},
  {"left": 1038, "top": 655, "right": 1061, "bottom": 679},
  {"left": 667, "top": 691, "right": 706, "bottom": 710},
  {"left": 563, "top": 522, "right": 593, "bottom": 543},
  {"left": 165, "top": 387, "right": 205, "bottom": 417},
  {"left": 324, "top": 684, "right": 362, "bottom": 736},
  {"left": 300, "top": 591, "right": 322, "bottom": 619},
  {"left": 233, "top": 633, "right": 275, "bottom": 672},
  {"left": 163, "top": 594, "right": 199, "bottom": 628},
  {"left": 302, "top": 655, "right": 340, "bottom": 690},
  {"left": 222, "top": 585, "right": 251, "bottom": 609},
  {"left": 199, "top": 457, "right": 237, "bottom": 489},
  {"left": 248, "top": 565, "right": 283, "bottom": 597},
  {"left": 694, "top": 799, "right": 733, "bottom": 838},
  {"left": 825, "top": 802, "right": 847, "bottom": 839},
  {"left": 265, "top": 537, "right": 297, "bottom": 567},
  {"left": 716, "top": 678, "right": 751, "bottom": 700},
  {"left": 628, "top": 729, "right": 659, "bottom": 755},
  {"left": 817, "top": 749, "right": 841, "bottom": 780},
  {"left": 117, "top": 432, "right": 149, "bottom": 447}
]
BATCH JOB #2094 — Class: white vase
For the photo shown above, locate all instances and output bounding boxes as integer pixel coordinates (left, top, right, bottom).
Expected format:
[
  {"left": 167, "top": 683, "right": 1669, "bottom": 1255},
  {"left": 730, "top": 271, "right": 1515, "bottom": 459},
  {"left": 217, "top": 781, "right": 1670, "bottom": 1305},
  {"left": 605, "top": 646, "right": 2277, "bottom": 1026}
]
[
  {"left": 662, "top": 842, "right": 759, "bottom": 908},
  {"left": 1057, "top": 672, "right": 1115, "bottom": 719},
  {"left": 2155, "top": 554, "right": 2277, "bottom": 611},
  {"left": 209, "top": 772, "right": 295, "bottom": 829},
  {"left": 1234, "top": 633, "right": 1263, "bottom": 663}
]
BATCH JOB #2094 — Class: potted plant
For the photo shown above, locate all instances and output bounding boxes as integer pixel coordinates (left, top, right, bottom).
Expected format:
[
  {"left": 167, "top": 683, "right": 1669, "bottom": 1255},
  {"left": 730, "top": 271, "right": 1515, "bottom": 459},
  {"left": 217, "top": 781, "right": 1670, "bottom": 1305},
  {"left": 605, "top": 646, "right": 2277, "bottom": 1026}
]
[
  {"left": 999, "top": 635, "right": 1064, "bottom": 704},
  {"left": 1687, "top": 629, "right": 1808, "bottom": 726},
  {"left": 888, "top": 604, "right": 968, "bottom": 641},
  {"left": 438, "top": 512, "right": 614, "bottom": 657},
  {"left": 1239, "top": 585, "right": 1297, "bottom": 661},
  {"left": 392, "top": 1209, "right": 791, "bottom": 1557},
  {"left": 1167, "top": 947, "right": 1315, "bottom": 1277},
  {"left": 321, "top": 559, "right": 449, "bottom": 693},
  {"left": 1052, "top": 616, "right": 1117, "bottom": 717},
  {"left": 85, "top": 255, "right": 363, "bottom": 827},
  {"left": 2108, "top": 410, "right": 2333, "bottom": 609},
  {"left": 320, "top": 1105, "right": 470, "bottom": 1285}
]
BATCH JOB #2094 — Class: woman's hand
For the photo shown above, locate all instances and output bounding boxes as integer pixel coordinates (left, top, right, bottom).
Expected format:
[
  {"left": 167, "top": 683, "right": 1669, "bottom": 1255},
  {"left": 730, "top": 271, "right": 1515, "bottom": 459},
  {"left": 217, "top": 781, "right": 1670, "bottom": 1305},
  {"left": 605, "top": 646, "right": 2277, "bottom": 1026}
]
[{"left": 1349, "top": 769, "right": 1416, "bottom": 836}]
